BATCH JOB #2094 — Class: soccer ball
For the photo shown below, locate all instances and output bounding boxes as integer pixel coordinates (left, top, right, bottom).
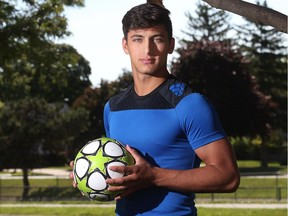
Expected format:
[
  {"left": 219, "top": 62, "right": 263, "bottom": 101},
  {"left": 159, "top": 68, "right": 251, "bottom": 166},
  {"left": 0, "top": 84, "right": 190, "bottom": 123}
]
[{"left": 73, "top": 137, "right": 135, "bottom": 201}]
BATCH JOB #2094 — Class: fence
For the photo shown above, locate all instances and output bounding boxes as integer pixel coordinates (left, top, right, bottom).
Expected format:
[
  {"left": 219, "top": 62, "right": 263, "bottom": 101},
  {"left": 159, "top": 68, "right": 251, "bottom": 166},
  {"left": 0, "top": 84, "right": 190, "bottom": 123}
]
[
  {"left": 0, "top": 186, "right": 286, "bottom": 202},
  {"left": 0, "top": 172, "right": 287, "bottom": 202},
  {"left": 196, "top": 186, "right": 286, "bottom": 202}
]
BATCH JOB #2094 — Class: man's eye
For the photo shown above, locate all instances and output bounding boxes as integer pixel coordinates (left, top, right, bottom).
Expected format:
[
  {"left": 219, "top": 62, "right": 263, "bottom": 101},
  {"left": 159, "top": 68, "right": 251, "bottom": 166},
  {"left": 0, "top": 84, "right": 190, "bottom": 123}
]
[
  {"left": 132, "top": 38, "right": 142, "bottom": 42},
  {"left": 154, "top": 37, "right": 164, "bottom": 43}
]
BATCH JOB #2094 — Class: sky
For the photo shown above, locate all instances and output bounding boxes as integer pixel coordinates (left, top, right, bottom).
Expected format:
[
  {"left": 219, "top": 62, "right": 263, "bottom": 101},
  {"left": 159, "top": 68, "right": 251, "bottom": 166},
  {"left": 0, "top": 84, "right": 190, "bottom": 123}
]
[{"left": 59, "top": 0, "right": 288, "bottom": 86}]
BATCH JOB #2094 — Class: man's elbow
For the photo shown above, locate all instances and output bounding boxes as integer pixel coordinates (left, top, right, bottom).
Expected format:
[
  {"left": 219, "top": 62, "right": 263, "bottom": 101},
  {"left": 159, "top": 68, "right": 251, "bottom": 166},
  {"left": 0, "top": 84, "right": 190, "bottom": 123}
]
[{"left": 225, "top": 171, "right": 240, "bottom": 192}]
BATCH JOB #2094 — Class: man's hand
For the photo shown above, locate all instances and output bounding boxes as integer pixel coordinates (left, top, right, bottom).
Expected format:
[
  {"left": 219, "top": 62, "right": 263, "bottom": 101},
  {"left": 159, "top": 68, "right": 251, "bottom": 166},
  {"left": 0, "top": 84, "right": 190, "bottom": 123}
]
[{"left": 106, "top": 145, "right": 156, "bottom": 200}]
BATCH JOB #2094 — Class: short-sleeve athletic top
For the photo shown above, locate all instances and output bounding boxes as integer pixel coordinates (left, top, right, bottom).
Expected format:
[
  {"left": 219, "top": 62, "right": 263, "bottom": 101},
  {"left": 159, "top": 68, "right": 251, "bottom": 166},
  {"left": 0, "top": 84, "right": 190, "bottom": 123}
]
[{"left": 103, "top": 76, "right": 226, "bottom": 216}]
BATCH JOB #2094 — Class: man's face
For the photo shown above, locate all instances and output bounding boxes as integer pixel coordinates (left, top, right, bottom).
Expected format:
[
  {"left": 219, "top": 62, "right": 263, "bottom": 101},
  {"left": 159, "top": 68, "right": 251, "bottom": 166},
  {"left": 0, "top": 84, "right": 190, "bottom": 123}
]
[{"left": 122, "top": 25, "right": 174, "bottom": 77}]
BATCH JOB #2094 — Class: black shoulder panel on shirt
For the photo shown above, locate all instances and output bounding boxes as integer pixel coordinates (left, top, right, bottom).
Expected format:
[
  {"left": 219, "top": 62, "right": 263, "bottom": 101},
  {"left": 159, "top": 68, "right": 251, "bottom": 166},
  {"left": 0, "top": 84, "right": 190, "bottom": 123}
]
[
  {"left": 159, "top": 78, "right": 194, "bottom": 107},
  {"left": 109, "top": 77, "right": 193, "bottom": 111}
]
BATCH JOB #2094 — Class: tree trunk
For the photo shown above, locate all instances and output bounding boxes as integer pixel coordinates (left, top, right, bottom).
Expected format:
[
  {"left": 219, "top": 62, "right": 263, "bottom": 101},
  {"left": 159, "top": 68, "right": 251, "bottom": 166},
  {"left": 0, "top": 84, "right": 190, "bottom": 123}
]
[
  {"left": 202, "top": 0, "right": 288, "bottom": 33},
  {"left": 22, "top": 168, "right": 30, "bottom": 200},
  {"left": 260, "top": 135, "right": 268, "bottom": 168}
]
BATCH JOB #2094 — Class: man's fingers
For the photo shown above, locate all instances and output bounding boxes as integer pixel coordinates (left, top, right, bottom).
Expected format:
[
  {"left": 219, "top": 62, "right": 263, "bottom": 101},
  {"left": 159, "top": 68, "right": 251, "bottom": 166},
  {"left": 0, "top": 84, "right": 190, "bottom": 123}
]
[{"left": 69, "top": 160, "right": 74, "bottom": 167}]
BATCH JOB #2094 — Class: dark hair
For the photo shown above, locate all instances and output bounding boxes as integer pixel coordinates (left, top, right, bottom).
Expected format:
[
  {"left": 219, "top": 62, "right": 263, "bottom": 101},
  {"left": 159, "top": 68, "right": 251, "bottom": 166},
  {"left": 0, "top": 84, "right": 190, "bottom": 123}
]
[{"left": 122, "top": 3, "right": 172, "bottom": 40}]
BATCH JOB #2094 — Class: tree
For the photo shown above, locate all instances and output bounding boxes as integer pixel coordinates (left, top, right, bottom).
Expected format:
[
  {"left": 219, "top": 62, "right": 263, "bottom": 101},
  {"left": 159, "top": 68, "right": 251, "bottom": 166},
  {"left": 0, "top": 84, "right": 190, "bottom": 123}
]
[
  {"left": 236, "top": 1, "right": 287, "bottom": 166},
  {"left": 0, "top": 0, "right": 92, "bottom": 198},
  {"left": 0, "top": 43, "right": 91, "bottom": 104},
  {"left": 202, "top": 0, "right": 287, "bottom": 33},
  {"left": 148, "top": 0, "right": 287, "bottom": 33},
  {"left": 182, "top": 1, "right": 231, "bottom": 42},
  {"left": 238, "top": 1, "right": 287, "bottom": 129},
  {"left": 72, "top": 71, "right": 133, "bottom": 153},
  {"left": 0, "top": 97, "right": 89, "bottom": 199},
  {"left": 170, "top": 1, "right": 278, "bottom": 166},
  {"left": 0, "top": 0, "right": 91, "bottom": 104},
  {"left": 0, "top": 0, "right": 83, "bottom": 62},
  {"left": 171, "top": 40, "right": 275, "bottom": 139}
]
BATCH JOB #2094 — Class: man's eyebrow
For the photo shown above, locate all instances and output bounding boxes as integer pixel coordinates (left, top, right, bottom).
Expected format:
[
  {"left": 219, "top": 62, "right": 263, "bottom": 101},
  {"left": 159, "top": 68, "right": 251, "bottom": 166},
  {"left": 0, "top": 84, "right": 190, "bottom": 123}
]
[
  {"left": 130, "top": 33, "right": 165, "bottom": 39},
  {"left": 130, "top": 34, "right": 143, "bottom": 38}
]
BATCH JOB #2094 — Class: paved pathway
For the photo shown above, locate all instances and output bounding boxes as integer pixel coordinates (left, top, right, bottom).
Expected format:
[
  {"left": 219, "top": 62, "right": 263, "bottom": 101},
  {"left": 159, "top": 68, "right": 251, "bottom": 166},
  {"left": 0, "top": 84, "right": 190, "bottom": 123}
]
[
  {"left": 0, "top": 168, "right": 70, "bottom": 179},
  {"left": 30, "top": 168, "right": 70, "bottom": 176}
]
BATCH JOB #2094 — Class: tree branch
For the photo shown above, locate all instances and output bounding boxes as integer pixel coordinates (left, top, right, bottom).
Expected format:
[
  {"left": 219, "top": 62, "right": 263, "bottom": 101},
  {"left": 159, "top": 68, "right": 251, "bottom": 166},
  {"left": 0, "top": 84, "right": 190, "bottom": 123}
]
[{"left": 202, "top": 0, "right": 288, "bottom": 33}]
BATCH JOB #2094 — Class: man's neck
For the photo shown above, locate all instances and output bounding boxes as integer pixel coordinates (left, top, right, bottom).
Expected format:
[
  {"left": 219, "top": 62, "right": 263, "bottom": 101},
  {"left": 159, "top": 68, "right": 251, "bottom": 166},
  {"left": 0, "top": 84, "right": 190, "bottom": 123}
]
[{"left": 133, "top": 72, "right": 169, "bottom": 96}]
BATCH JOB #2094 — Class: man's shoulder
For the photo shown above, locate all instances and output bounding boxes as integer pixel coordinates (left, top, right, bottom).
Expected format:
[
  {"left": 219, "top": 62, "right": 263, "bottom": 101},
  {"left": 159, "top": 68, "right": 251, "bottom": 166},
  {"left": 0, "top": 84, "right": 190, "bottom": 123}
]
[
  {"left": 159, "top": 76, "right": 194, "bottom": 108},
  {"left": 107, "top": 76, "right": 196, "bottom": 111},
  {"left": 108, "top": 85, "right": 134, "bottom": 111}
]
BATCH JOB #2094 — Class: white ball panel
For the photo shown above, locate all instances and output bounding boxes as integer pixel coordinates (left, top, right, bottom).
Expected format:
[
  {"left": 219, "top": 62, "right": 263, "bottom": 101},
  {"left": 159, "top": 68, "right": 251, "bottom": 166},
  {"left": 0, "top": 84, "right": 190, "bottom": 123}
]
[
  {"left": 88, "top": 171, "right": 107, "bottom": 191},
  {"left": 104, "top": 142, "right": 124, "bottom": 157},
  {"left": 82, "top": 140, "right": 100, "bottom": 155},
  {"left": 107, "top": 161, "right": 125, "bottom": 179},
  {"left": 75, "top": 158, "right": 90, "bottom": 179}
]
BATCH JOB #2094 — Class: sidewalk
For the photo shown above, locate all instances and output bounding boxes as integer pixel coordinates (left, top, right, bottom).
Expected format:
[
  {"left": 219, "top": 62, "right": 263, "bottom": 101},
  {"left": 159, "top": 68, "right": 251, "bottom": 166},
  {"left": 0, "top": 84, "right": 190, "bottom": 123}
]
[
  {"left": 31, "top": 168, "right": 70, "bottom": 176},
  {"left": 1, "top": 168, "right": 70, "bottom": 179}
]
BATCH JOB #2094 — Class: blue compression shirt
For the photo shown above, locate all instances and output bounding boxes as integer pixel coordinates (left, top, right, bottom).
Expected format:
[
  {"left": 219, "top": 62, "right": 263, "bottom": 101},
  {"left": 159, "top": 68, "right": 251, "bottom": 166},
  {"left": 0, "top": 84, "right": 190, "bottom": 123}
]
[{"left": 103, "top": 76, "right": 226, "bottom": 216}]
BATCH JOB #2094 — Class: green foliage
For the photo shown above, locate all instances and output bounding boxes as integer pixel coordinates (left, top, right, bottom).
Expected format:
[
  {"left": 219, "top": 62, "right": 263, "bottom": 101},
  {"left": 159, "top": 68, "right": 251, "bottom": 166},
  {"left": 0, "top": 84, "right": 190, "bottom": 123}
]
[
  {"left": 1, "top": 0, "right": 70, "bottom": 60},
  {"left": 0, "top": 0, "right": 91, "bottom": 177},
  {"left": 0, "top": 43, "right": 91, "bottom": 103},
  {"left": 171, "top": 40, "right": 274, "bottom": 137},
  {"left": 72, "top": 71, "right": 133, "bottom": 150},
  {"left": 232, "top": 136, "right": 287, "bottom": 164},
  {"left": 0, "top": 98, "right": 89, "bottom": 169},
  {"left": 236, "top": 1, "right": 287, "bottom": 146},
  {"left": 0, "top": 0, "right": 91, "bottom": 103},
  {"left": 171, "top": 0, "right": 287, "bottom": 165},
  {"left": 172, "top": 1, "right": 275, "bottom": 138}
]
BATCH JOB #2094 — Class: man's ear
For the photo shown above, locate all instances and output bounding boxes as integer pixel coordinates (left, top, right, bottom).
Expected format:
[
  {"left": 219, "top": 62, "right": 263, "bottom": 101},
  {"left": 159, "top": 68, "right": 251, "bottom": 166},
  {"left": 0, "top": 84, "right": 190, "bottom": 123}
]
[
  {"left": 168, "top": 37, "right": 175, "bottom": 54},
  {"left": 122, "top": 37, "right": 129, "bottom": 54}
]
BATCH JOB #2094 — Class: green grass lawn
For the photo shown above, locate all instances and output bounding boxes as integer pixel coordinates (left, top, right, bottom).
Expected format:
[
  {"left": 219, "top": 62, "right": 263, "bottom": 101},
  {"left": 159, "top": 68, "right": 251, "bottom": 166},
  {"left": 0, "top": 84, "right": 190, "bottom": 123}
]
[{"left": 0, "top": 206, "right": 286, "bottom": 216}]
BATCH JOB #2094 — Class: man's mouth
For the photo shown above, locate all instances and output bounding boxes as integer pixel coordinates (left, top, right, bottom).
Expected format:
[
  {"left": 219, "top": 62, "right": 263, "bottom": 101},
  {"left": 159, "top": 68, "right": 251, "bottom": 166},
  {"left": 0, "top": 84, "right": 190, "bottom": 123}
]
[{"left": 141, "top": 58, "right": 156, "bottom": 64}]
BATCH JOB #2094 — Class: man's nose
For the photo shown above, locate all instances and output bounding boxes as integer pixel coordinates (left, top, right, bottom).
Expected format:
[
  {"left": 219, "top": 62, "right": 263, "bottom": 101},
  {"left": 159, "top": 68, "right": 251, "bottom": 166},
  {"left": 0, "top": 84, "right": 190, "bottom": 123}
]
[{"left": 143, "top": 39, "right": 155, "bottom": 55}]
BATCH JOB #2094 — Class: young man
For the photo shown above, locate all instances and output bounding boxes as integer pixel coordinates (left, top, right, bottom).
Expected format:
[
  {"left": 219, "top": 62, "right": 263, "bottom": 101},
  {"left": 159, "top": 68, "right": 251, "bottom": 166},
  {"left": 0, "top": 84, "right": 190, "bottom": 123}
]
[{"left": 73, "top": 3, "right": 240, "bottom": 215}]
